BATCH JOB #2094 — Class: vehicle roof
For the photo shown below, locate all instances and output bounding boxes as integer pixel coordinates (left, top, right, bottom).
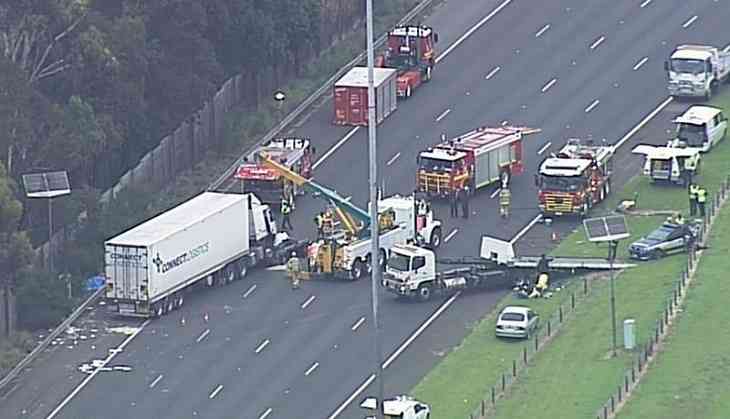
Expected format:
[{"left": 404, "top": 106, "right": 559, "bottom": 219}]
[
  {"left": 539, "top": 158, "right": 593, "bottom": 176},
  {"left": 391, "top": 243, "right": 430, "bottom": 255},
  {"left": 433, "top": 126, "right": 538, "bottom": 154},
  {"left": 390, "top": 25, "right": 432, "bottom": 38},
  {"left": 632, "top": 144, "right": 700, "bottom": 159},
  {"left": 672, "top": 46, "right": 713, "bottom": 61},
  {"left": 361, "top": 396, "right": 424, "bottom": 414},
  {"left": 674, "top": 105, "right": 723, "bottom": 125},
  {"left": 106, "top": 192, "right": 247, "bottom": 246},
  {"left": 419, "top": 147, "right": 467, "bottom": 161},
  {"left": 378, "top": 195, "right": 415, "bottom": 210},
  {"left": 335, "top": 66, "right": 397, "bottom": 88},
  {"left": 501, "top": 305, "right": 532, "bottom": 314}
]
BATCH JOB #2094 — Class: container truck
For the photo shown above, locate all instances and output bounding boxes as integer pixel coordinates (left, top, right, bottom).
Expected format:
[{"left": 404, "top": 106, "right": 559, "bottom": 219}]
[
  {"left": 104, "top": 192, "right": 297, "bottom": 317},
  {"left": 665, "top": 44, "right": 730, "bottom": 100},
  {"left": 333, "top": 66, "right": 398, "bottom": 126},
  {"left": 416, "top": 126, "right": 541, "bottom": 197}
]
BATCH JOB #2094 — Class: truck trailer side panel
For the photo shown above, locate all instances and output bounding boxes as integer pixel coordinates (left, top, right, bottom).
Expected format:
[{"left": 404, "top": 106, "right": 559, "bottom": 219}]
[{"left": 333, "top": 67, "right": 398, "bottom": 126}]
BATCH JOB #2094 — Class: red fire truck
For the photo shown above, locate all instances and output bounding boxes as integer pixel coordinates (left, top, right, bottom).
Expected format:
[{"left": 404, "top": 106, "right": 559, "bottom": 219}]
[
  {"left": 416, "top": 126, "right": 541, "bottom": 197},
  {"left": 376, "top": 25, "right": 439, "bottom": 98},
  {"left": 536, "top": 139, "right": 614, "bottom": 216},
  {"left": 234, "top": 137, "right": 314, "bottom": 206}
]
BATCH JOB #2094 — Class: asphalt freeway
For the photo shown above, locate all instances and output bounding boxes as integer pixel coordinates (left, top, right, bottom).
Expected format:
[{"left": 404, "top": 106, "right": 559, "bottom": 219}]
[{"left": 3, "top": 1, "right": 730, "bottom": 418}]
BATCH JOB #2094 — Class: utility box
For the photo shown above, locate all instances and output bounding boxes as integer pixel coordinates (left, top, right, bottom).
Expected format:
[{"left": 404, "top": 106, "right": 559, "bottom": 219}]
[
  {"left": 623, "top": 319, "right": 636, "bottom": 350},
  {"left": 333, "top": 66, "right": 397, "bottom": 126}
]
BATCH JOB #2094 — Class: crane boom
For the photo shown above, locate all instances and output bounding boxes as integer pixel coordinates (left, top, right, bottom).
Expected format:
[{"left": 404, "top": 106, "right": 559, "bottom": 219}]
[{"left": 259, "top": 153, "right": 372, "bottom": 235}]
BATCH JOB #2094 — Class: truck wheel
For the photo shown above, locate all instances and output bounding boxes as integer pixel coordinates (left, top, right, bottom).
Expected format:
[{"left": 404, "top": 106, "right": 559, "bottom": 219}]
[
  {"left": 351, "top": 259, "right": 366, "bottom": 280},
  {"left": 153, "top": 303, "right": 164, "bottom": 317},
  {"left": 176, "top": 293, "right": 184, "bottom": 308},
  {"left": 379, "top": 249, "right": 387, "bottom": 269},
  {"left": 418, "top": 285, "right": 432, "bottom": 301},
  {"left": 425, "top": 66, "right": 432, "bottom": 82},
  {"left": 166, "top": 298, "right": 175, "bottom": 313},
  {"left": 205, "top": 274, "right": 215, "bottom": 287},
  {"left": 430, "top": 227, "right": 442, "bottom": 249},
  {"left": 406, "top": 85, "right": 412, "bottom": 98},
  {"left": 225, "top": 266, "right": 236, "bottom": 283},
  {"left": 237, "top": 260, "right": 248, "bottom": 280}
]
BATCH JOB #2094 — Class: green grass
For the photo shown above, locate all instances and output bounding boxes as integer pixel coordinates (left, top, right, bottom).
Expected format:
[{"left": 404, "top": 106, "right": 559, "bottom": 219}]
[
  {"left": 615, "top": 208, "right": 730, "bottom": 419},
  {"left": 411, "top": 92, "right": 730, "bottom": 419}
]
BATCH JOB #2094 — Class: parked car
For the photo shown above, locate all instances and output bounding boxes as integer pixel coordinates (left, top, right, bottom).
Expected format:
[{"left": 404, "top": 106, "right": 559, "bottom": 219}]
[
  {"left": 628, "top": 220, "right": 699, "bottom": 261},
  {"left": 495, "top": 306, "right": 539, "bottom": 339}
]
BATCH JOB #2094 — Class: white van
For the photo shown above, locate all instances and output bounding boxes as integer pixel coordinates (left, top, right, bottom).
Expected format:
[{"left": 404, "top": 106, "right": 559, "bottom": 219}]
[{"left": 674, "top": 105, "right": 727, "bottom": 152}]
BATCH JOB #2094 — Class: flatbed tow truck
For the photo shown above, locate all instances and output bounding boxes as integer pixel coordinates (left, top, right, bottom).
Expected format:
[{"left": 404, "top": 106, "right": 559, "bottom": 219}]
[{"left": 382, "top": 235, "right": 635, "bottom": 301}]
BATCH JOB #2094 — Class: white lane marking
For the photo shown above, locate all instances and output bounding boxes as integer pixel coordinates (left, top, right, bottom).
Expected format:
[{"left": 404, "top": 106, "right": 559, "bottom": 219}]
[
  {"left": 485, "top": 66, "right": 501, "bottom": 80},
  {"left": 585, "top": 99, "right": 600, "bottom": 113},
  {"left": 501, "top": 120, "right": 509, "bottom": 126},
  {"left": 682, "top": 15, "right": 698, "bottom": 28},
  {"left": 633, "top": 57, "right": 649, "bottom": 71},
  {"left": 435, "top": 108, "right": 452, "bottom": 122},
  {"left": 312, "top": 127, "right": 360, "bottom": 170},
  {"left": 541, "top": 78, "right": 557, "bottom": 93},
  {"left": 537, "top": 142, "right": 552, "bottom": 155},
  {"left": 444, "top": 229, "right": 459, "bottom": 243},
  {"left": 490, "top": 188, "right": 501, "bottom": 199},
  {"left": 351, "top": 316, "right": 366, "bottom": 331},
  {"left": 435, "top": 0, "right": 514, "bottom": 64},
  {"left": 615, "top": 96, "right": 673, "bottom": 148},
  {"left": 301, "top": 295, "right": 316, "bottom": 309},
  {"left": 328, "top": 292, "right": 462, "bottom": 419},
  {"left": 255, "top": 339, "right": 270, "bottom": 354},
  {"left": 535, "top": 24, "right": 551, "bottom": 38},
  {"left": 209, "top": 384, "right": 223, "bottom": 399},
  {"left": 196, "top": 329, "right": 210, "bottom": 343},
  {"left": 305, "top": 362, "right": 320, "bottom": 376},
  {"left": 509, "top": 214, "right": 543, "bottom": 245},
  {"left": 243, "top": 284, "right": 257, "bottom": 298},
  {"left": 724, "top": 44, "right": 730, "bottom": 53},
  {"left": 386, "top": 152, "right": 401, "bottom": 166},
  {"left": 149, "top": 374, "right": 164, "bottom": 389},
  {"left": 258, "top": 408, "right": 273, "bottom": 419},
  {"left": 46, "top": 320, "right": 150, "bottom": 419},
  {"left": 640, "top": 0, "right": 652, "bottom": 8},
  {"left": 589, "top": 35, "right": 606, "bottom": 50}
]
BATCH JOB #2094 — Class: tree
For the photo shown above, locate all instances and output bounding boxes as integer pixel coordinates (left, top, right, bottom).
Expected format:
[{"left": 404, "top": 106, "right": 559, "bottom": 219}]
[{"left": 0, "top": 163, "right": 34, "bottom": 337}]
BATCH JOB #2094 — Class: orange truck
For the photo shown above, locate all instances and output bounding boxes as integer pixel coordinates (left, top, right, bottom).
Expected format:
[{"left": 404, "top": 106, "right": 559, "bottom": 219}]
[
  {"left": 376, "top": 25, "right": 439, "bottom": 98},
  {"left": 416, "top": 126, "right": 541, "bottom": 197},
  {"left": 536, "top": 139, "right": 614, "bottom": 216}
]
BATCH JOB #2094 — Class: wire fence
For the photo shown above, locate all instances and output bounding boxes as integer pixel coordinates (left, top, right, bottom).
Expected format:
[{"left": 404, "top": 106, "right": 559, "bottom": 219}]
[{"left": 593, "top": 174, "right": 730, "bottom": 419}]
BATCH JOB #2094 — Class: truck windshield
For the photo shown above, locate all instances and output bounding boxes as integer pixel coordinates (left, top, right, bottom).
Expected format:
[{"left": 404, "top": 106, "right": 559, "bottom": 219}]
[
  {"left": 387, "top": 253, "right": 411, "bottom": 271},
  {"left": 389, "top": 53, "right": 417, "bottom": 70},
  {"left": 541, "top": 175, "right": 583, "bottom": 192},
  {"left": 676, "top": 123, "right": 707, "bottom": 147},
  {"left": 669, "top": 58, "right": 706, "bottom": 74},
  {"left": 419, "top": 157, "right": 455, "bottom": 173}
]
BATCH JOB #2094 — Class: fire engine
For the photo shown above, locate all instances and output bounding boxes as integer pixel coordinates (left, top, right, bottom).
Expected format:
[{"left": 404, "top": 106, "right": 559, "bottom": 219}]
[
  {"left": 536, "top": 139, "right": 614, "bottom": 216},
  {"left": 234, "top": 137, "right": 314, "bottom": 206},
  {"left": 376, "top": 25, "right": 439, "bottom": 98},
  {"left": 416, "top": 126, "right": 541, "bottom": 197}
]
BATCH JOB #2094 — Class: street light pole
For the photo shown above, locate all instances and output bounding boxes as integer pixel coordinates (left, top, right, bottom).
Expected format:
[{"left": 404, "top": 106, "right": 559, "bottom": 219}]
[
  {"left": 608, "top": 240, "right": 618, "bottom": 357},
  {"left": 366, "top": 0, "right": 384, "bottom": 418},
  {"left": 48, "top": 197, "right": 54, "bottom": 273}
]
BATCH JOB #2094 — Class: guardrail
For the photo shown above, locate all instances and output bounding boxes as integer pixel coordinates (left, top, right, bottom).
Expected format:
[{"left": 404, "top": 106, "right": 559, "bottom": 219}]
[
  {"left": 208, "top": 0, "right": 435, "bottom": 191},
  {"left": 0, "top": 286, "right": 106, "bottom": 392}
]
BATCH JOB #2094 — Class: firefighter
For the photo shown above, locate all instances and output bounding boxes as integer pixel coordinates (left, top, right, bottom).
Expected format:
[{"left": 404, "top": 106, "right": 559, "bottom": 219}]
[
  {"left": 461, "top": 186, "right": 470, "bottom": 219},
  {"left": 322, "top": 208, "right": 334, "bottom": 236},
  {"left": 688, "top": 183, "right": 699, "bottom": 217},
  {"left": 314, "top": 212, "right": 325, "bottom": 238},
  {"left": 697, "top": 185, "right": 707, "bottom": 217},
  {"left": 450, "top": 188, "right": 459, "bottom": 218},
  {"left": 287, "top": 251, "right": 301, "bottom": 290},
  {"left": 529, "top": 273, "right": 549, "bottom": 298},
  {"left": 280, "top": 198, "right": 293, "bottom": 231},
  {"left": 499, "top": 187, "right": 511, "bottom": 218}
]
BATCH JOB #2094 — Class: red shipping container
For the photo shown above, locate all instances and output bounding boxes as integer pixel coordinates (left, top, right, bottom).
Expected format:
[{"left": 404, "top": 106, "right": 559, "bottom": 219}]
[{"left": 333, "top": 67, "right": 398, "bottom": 126}]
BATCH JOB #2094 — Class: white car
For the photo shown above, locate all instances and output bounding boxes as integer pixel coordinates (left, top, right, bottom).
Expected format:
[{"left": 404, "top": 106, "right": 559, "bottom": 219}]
[{"left": 495, "top": 306, "right": 539, "bottom": 339}]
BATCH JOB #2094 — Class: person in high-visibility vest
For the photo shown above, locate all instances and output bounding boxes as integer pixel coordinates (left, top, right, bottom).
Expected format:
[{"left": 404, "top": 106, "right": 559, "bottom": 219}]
[
  {"left": 314, "top": 213, "right": 324, "bottom": 238},
  {"left": 322, "top": 209, "right": 334, "bottom": 236},
  {"left": 697, "top": 185, "right": 707, "bottom": 216},
  {"left": 287, "top": 252, "right": 301, "bottom": 290},
  {"left": 499, "top": 188, "right": 511, "bottom": 218},
  {"left": 529, "top": 273, "right": 549, "bottom": 298},
  {"left": 688, "top": 183, "right": 699, "bottom": 217},
  {"left": 281, "top": 199, "right": 293, "bottom": 230}
]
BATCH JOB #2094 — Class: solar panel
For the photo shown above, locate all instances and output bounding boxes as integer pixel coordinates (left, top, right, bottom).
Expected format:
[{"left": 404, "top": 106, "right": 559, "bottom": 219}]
[
  {"left": 583, "top": 215, "right": 629, "bottom": 242},
  {"left": 22, "top": 171, "right": 71, "bottom": 198}
]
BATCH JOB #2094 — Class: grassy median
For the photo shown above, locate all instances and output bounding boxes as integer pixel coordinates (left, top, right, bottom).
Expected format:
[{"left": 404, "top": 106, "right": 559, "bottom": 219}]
[{"left": 412, "top": 94, "right": 730, "bottom": 419}]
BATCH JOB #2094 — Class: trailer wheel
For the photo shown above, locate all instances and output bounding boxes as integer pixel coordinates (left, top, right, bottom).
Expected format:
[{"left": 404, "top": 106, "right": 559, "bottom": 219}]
[
  {"left": 154, "top": 303, "right": 164, "bottom": 317},
  {"left": 351, "top": 259, "right": 366, "bottom": 281},
  {"left": 379, "top": 249, "right": 387, "bottom": 269},
  {"left": 224, "top": 265, "right": 236, "bottom": 283},
  {"left": 167, "top": 298, "right": 175, "bottom": 312},
  {"left": 429, "top": 227, "right": 442, "bottom": 249},
  {"left": 176, "top": 294, "right": 184, "bottom": 308},
  {"left": 237, "top": 260, "right": 248, "bottom": 280},
  {"left": 205, "top": 274, "right": 215, "bottom": 287},
  {"left": 418, "top": 285, "right": 432, "bottom": 301},
  {"left": 425, "top": 66, "right": 433, "bottom": 82},
  {"left": 406, "top": 85, "right": 412, "bottom": 98}
]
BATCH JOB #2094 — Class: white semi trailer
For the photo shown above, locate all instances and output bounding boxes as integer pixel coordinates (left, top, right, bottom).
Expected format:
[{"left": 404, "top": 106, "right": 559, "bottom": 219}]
[{"left": 104, "top": 192, "right": 294, "bottom": 317}]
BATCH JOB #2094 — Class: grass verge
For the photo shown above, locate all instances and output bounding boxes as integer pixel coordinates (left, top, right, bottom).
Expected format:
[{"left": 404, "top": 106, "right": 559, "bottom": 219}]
[
  {"left": 616, "top": 207, "right": 730, "bottom": 419},
  {"left": 411, "top": 92, "right": 730, "bottom": 419}
]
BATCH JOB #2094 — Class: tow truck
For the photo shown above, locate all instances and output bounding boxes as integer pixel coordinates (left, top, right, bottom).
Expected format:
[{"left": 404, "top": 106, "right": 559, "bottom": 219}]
[
  {"left": 376, "top": 25, "right": 439, "bottom": 98},
  {"left": 382, "top": 235, "right": 635, "bottom": 301},
  {"left": 259, "top": 154, "right": 442, "bottom": 280},
  {"left": 416, "top": 125, "right": 541, "bottom": 197},
  {"left": 665, "top": 44, "right": 730, "bottom": 100},
  {"left": 632, "top": 139, "right": 701, "bottom": 186},
  {"left": 234, "top": 137, "right": 314, "bottom": 206},
  {"left": 536, "top": 138, "right": 614, "bottom": 216}
]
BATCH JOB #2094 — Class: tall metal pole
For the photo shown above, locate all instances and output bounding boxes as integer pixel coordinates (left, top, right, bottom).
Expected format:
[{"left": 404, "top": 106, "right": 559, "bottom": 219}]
[
  {"left": 609, "top": 241, "right": 617, "bottom": 357},
  {"left": 366, "top": 0, "right": 384, "bottom": 417},
  {"left": 48, "top": 197, "right": 54, "bottom": 273}
]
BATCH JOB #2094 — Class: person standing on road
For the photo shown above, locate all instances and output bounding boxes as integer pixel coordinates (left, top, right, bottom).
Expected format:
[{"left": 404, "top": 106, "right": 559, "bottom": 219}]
[
  {"left": 499, "top": 187, "right": 511, "bottom": 218},
  {"left": 697, "top": 185, "right": 707, "bottom": 217},
  {"left": 688, "top": 183, "right": 699, "bottom": 217},
  {"left": 287, "top": 251, "right": 301, "bottom": 290},
  {"left": 450, "top": 188, "right": 459, "bottom": 218},
  {"left": 281, "top": 198, "right": 293, "bottom": 231},
  {"left": 461, "top": 186, "right": 470, "bottom": 219}
]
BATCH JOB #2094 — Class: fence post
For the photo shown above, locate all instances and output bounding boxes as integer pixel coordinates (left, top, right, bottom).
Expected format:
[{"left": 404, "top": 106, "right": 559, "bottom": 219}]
[
  {"left": 673, "top": 289, "right": 678, "bottom": 306},
  {"left": 559, "top": 305, "right": 564, "bottom": 322},
  {"left": 584, "top": 278, "right": 588, "bottom": 295},
  {"left": 513, "top": 359, "right": 517, "bottom": 377},
  {"left": 571, "top": 292, "right": 576, "bottom": 310},
  {"left": 610, "top": 396, "right": 615, "bottom": 413},
  {"left": 625, "top": 375, "right": 630, "bottom": 393},
  {"left": 659, "top": 314, "right": 664, "bottom": 335},
  {"left": 631, "top": 364, "right": 636, "bottom": 382},
  {"left": 534, "top": 335, "right": 539, "bottom": 351},
  {"left": 523, "top": 347, "right": 528, "bottom": 364},
  {"left": 501, "top": 373, "right": 506, "bottom": 391},
  {"left": 603, "top": 405, "right": 608, "bottom": 419},
  {"left": 547, "top": 320, "right": 552, "bottom": 337},
  {"left": 491, "top": 387, "right": 496, "bottom": 405},
  {"left": 481, "top": 400, "right": 486, "bottom": 416},
  {"left": 618, "top": 385, "right": 622, "bottom": 403},
  {"left": 638, "top": 354, "right": 643, "bottom": 371}
]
